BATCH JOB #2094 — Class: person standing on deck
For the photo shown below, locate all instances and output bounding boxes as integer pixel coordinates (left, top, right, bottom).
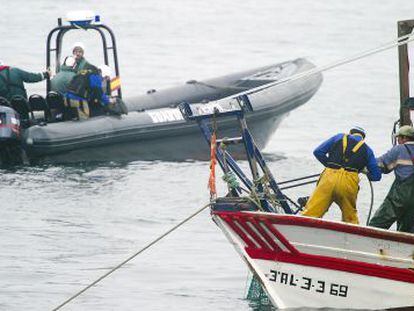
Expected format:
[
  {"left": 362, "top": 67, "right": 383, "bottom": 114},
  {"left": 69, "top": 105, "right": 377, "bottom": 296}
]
[
  {"left": 369, "top": 125, "right": 414, "bottom": 233},
  {"left": 301, "top": 126, "right": 381, "bottom": 224}
]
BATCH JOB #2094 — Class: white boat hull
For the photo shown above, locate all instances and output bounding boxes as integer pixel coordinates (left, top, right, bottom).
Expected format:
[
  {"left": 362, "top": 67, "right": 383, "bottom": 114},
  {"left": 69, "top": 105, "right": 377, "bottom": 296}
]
[
  {"left": 253, "top": 260, "right": 413, "bottom": 309},
  {"left": 212, "top": 210, "right": 414, "bottom": 310}
]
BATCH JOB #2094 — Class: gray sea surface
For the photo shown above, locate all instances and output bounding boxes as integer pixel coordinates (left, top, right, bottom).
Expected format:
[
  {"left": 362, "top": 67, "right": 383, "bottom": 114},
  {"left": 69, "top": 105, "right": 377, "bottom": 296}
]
[{"left": 0, "top": 0, "right": 413, "bottom": 310}]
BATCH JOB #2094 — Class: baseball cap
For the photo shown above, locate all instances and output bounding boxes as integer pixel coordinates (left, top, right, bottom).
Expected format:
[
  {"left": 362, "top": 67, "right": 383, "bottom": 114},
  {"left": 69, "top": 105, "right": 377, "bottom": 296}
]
[{"left": 396, "top": 125, "right": 414, "bottom": 138}]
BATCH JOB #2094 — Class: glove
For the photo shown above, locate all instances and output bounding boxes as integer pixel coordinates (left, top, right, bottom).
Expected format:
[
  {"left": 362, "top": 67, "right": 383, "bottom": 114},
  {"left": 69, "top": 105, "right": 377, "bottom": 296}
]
[{"left": 43, "top": 68, "right": 52, "bottom": 79}]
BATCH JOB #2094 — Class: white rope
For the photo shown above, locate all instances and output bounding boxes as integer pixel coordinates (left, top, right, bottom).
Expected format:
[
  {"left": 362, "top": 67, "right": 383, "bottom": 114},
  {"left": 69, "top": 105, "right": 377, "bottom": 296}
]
[
  {"left": 232, "top": 32, "right": 414, "bottom": 98},
  {"left": 51, "top": 203, "right": 211, "bottom": 311}
]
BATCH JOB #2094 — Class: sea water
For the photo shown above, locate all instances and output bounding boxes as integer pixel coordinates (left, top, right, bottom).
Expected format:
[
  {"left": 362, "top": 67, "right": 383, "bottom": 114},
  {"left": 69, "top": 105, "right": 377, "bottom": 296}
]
[{"left": 0, "top": 1, "right": 412, "bottom": 310}]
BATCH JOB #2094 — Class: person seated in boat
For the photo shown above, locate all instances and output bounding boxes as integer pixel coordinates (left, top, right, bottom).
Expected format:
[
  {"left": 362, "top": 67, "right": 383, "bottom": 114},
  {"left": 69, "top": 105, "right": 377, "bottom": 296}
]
[
  {"left": 65, "top": 64, "right": 127, "bottom": 120},
  {"left": 301, "top": 126, "right": 381, "bottom": 224},
  {"left": 0, "top": 60, "right": 51, "bottom": 102},
  {"left": 368, "top": 125, "right": 414, "bottom": 233},
  {"left": 71, "top": 42, "right": 93, "bottom": 73},
  {"left": 89, "top": 64, "right": 128, "bottom": 117},
  {"left": 50, "top": 41, "right": 96, "bottom": 95},
  {"left": 50, "top": 56, "right": 77, "bottom": 95}
]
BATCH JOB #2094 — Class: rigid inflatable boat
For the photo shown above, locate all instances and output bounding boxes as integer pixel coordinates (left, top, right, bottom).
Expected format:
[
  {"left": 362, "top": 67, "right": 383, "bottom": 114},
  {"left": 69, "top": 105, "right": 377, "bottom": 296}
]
[{"left": 0, "top": 13, "right": 322, "bottom": 165}]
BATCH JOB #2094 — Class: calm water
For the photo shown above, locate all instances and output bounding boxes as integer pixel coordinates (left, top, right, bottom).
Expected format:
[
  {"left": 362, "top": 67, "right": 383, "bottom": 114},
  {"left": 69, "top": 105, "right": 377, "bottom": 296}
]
[{"left": 0, "top": 1, "right": 413, "bottom": 310}]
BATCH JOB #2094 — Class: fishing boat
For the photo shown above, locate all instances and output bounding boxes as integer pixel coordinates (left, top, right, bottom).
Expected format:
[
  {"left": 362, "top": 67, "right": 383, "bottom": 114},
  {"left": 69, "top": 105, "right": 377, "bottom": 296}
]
[
  {"left": 179, "top": 18, "right": 414, "bottom": 306},
  {"left": 0, "top": 11, "right": 322, "bottom": 165},
  {"left": 212, "top": 210, "right": 414, "bottom": 309}
]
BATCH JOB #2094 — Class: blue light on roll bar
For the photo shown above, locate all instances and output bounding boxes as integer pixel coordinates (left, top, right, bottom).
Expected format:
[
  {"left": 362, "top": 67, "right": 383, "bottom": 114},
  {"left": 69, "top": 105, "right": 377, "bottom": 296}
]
[
  {"left": 66, "top": 11, "right": 99, "bottom": 26},
  {"left": 70, "top": 20, "right": 93, "bottom": 26}
]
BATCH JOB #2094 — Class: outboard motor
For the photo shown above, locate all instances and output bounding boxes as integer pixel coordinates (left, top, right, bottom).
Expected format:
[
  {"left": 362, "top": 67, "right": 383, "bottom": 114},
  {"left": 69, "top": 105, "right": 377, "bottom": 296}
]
[{"left": 0, "top": 105, "right": 24, "bottom": 165}]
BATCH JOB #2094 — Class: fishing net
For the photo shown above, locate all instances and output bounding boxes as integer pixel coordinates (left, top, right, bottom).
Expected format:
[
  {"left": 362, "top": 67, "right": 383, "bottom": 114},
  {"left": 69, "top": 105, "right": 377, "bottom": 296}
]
[{"left": 246, "top": 274, "right": 275, "bottom": 310}]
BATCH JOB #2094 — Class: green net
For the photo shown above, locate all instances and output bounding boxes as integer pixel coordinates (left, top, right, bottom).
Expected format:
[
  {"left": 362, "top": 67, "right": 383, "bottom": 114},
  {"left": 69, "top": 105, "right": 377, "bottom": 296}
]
[
  {"left": 222, "top": 171, "right": 240, "bottom": 189},
  {"left": 246, "top": 274, "right": 276, "bottom": 310}
]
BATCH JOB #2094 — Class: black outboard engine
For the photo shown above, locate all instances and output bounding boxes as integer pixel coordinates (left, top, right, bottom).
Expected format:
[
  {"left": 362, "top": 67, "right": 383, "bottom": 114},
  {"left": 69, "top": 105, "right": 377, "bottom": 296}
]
[{"left": 0, "top": 105, "right": 24, "bottom": 165}]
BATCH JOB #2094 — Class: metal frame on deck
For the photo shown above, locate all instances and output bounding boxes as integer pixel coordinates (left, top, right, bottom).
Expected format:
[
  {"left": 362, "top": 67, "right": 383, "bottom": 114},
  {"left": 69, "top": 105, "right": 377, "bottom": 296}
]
[{"left": 179, "top": 96, "right": 294, "bottom": 214}]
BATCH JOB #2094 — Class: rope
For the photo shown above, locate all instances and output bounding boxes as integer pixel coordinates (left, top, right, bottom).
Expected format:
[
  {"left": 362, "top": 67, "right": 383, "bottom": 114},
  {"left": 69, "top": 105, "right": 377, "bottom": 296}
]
[
  {"left": 365, "top": 176, "right": 375, "bottom": 226},
  {"left": 280, "top": 179, "right": 319, "bottom": 190},
  {"left": 186, "top": 80, "right": 247, "bottom": 91},
  {"left": 222, "top": 171, "right": 240, "bottom": 189},
  {"left": 52, "top": 202, "right": 211, "bottom": 311},
  {"left": 278, "top": 173, "right": 320, "bottom": 185},
  {"left": 221, "top": 32, "right": 414, "bottom": 100}
]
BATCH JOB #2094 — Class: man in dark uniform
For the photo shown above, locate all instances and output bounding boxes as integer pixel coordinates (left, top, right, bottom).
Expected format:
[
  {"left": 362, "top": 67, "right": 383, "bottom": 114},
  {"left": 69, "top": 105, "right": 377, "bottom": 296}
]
[
  {"left": 369, "top": 125, "right": 414, "bottom": 233},
  {"left": 0, "top": 61, "right": 50, "bottom": 101},
  {"left": 302, "top": 126, "right": 381, "bottom": 224}
]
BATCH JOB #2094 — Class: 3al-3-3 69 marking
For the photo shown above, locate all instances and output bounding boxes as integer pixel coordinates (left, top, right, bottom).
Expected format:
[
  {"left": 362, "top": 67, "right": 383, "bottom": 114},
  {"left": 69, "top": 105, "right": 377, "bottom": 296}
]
[{"left": 267, "top": 269, "right": 349, "bottom": 298}]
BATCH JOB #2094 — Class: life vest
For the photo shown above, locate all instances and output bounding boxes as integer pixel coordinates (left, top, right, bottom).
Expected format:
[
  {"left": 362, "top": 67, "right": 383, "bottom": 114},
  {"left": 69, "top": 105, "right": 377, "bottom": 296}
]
[
  {"left": 66, "top": 68, "right": 98, "bottom": 99},
  {"left": 326, "top": 134, "right": 367, "bottom": 172}
]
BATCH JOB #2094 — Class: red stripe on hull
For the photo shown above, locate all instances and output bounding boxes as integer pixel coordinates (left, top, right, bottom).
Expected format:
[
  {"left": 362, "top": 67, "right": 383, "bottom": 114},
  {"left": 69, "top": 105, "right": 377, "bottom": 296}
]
[
  {"left": 265, "top": 214, "right": 414, "bottom": 244},
  {"left": 247, "top": 216, "right": 283, "bottom": 252},
  {"left": 216, "top": 211, "right": 414, "bottom": 245}
]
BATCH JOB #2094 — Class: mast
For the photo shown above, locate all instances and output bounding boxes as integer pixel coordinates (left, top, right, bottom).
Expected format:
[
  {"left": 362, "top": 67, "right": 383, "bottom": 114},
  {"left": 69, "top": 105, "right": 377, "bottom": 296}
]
[{"left": 398, "top": 19, "right": 414, "bottom": 125}]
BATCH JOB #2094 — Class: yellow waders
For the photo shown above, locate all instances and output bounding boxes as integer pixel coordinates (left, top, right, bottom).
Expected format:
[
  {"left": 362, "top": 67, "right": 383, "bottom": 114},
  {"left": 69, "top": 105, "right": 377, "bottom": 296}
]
[
  {"left": 302, "top": 134, "right": 365, "bottom": 224},
  {"left": 301, "top": 168, "right": 360, "bottom": 224}
]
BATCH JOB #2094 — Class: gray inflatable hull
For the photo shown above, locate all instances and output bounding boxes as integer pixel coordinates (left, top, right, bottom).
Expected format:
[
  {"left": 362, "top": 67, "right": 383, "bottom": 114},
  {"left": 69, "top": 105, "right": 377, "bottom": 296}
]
[{"left": 22, "top": 58, "right": 322, "bottom": 163}]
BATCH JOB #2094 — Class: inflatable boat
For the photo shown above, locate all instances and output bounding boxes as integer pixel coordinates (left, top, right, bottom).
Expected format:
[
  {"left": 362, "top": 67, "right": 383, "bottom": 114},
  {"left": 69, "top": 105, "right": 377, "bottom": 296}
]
[{"left": 0, "top": 13, "right": 322, "bottom": 165}]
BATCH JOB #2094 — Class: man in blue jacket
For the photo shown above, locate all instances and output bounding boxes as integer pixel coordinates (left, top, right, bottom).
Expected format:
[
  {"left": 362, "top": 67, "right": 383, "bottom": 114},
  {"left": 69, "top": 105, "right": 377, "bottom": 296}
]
[
  {"left": 302, "top": 126, "right": 381, "bottom": 224},
  {"left": 65, "top": 64, "right": 110, "bottom": 120},
  {"left": 65, "top": 64, "right": 127, "bottom": 120},
  {"left": 369, "top": 125, "right": 414, "bottom": 233}
]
